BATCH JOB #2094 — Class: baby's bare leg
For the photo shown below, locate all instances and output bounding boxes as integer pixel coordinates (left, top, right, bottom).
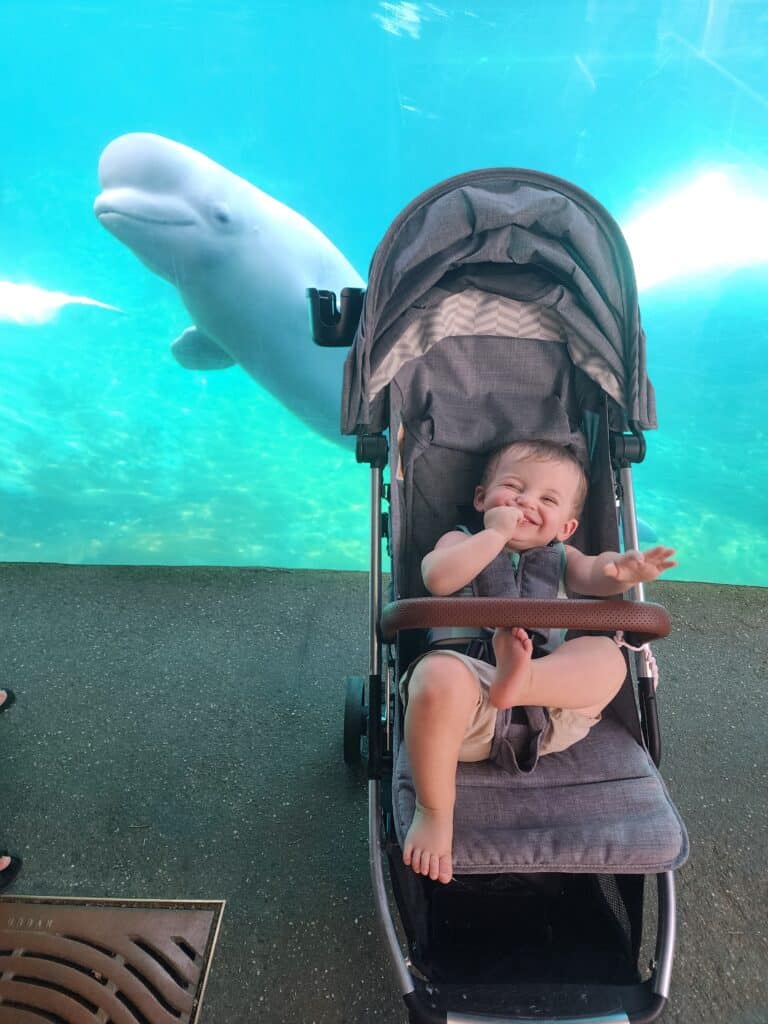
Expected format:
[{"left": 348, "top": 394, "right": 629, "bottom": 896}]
[
  {"left": 494, "top": 634, "right": 626, "bottom": 716},
  {"left": 489, "top": 627, "right": 533, "bottom": 708},
  {"left": 403, "top": 654, "right": 479, "bottom": 885}
]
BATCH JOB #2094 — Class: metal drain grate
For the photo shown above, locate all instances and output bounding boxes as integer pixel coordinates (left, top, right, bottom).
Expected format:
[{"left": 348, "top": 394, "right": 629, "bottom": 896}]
[{"left": 0, "top": 897, "right": 225, "bottom": 1023}]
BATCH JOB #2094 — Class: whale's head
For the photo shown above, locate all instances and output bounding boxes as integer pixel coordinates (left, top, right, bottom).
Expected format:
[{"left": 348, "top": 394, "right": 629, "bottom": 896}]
[{"left": 94, "top": 133, "right": 258, "bottom": 285}]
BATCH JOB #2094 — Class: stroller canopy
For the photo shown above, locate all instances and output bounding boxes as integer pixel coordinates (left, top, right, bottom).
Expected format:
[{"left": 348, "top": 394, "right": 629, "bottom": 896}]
[{"left": 342, "top": 169, "right": 655, "bottom": 435}]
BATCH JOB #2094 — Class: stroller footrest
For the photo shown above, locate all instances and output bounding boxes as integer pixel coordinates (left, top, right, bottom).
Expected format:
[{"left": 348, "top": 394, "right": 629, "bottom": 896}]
[{"left": 407, "top": 977, "right": 663, "bottom": 1022}]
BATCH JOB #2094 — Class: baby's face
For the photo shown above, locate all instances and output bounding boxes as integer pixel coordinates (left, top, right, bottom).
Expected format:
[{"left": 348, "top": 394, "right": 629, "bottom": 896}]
[{"left": 474, "top": 451, "right": 581, "bottom": 547}]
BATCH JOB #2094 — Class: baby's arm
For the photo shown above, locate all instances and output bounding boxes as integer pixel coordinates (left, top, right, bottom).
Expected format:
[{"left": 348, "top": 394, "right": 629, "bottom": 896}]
[
  {"left": 565, "top": 545, "right": 677, "bottom": 596},
  {"left": 422, "top": 508, "right": 522, "bottom": 596}
]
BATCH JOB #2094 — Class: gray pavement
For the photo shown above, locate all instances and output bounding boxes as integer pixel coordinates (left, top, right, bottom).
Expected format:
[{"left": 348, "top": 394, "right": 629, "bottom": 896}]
[{"left": 0, "top": 563, "right": 765, "bottom": 1023}]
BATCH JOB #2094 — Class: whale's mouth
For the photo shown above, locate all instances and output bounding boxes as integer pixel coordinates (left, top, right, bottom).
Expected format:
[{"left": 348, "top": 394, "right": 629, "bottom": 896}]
[{"left": 97, "top": 208, "right": 196, "bottom": 227}]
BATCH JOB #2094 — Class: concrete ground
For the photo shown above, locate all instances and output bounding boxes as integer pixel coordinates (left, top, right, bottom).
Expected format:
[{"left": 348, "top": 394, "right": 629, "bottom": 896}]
[{"left": 0, "top": 563, "right": 765, "bottom": 1023}]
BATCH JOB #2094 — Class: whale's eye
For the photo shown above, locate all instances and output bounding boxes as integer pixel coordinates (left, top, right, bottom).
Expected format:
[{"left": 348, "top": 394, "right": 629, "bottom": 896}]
[{"left": 212, "top": 203, "right": 231, "bottom": 225}]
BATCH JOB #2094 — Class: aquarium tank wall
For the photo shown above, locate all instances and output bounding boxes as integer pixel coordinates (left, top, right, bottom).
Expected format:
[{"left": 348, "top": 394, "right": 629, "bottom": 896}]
[{"left": 1, "top": 1, "right": 766, "bottom": 585}]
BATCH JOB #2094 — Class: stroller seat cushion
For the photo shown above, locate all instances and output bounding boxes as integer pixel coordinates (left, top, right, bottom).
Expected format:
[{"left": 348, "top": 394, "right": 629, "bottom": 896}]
[{"left": 393, "top": 714, "right": 689, "bottom": 874}]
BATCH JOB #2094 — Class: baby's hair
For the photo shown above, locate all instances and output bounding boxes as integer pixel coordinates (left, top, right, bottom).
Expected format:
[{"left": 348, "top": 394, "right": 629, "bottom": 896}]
[{"left": 481, "top": 440, "right": 589, "bottom": 516}]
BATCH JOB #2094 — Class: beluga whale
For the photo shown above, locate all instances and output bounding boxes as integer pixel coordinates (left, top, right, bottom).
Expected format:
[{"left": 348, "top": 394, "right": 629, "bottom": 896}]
[{"left": 94, "top": 133, "right": 364, "bottom": 443}]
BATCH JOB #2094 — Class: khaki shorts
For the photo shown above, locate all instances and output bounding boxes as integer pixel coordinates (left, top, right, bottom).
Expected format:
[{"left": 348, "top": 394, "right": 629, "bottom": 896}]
[{"left": 400, "top": 648, "right": 601, "bottom": 762}]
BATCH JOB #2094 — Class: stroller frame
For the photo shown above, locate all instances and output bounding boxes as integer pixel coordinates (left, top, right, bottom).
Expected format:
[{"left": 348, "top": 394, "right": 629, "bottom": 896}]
[
  {"left": 358, "top": 430, "right": 676, "bottom": 1024},
  {"left": 309, "top": 167, "right": 686, "bottom": 1023}
]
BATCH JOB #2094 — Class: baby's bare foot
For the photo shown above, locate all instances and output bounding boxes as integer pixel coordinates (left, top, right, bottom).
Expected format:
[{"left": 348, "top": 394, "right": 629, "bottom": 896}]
[
  {"left": 402, "top": 804, "right": 453, "bottom": 884},
  {"left": 490, "top": 627, "right": 534, "bottom": 709}
]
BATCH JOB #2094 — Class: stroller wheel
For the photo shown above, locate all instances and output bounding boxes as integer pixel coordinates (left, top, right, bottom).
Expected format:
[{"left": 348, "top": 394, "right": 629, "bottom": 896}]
[{"left": 343, "top": 676, "right": 367, "bottom": 765}]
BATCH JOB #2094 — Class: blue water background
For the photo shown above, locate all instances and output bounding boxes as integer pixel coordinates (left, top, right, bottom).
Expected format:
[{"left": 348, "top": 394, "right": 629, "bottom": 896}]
[{"left": 1, "top": 1, "right": 766, "bottom": 584}]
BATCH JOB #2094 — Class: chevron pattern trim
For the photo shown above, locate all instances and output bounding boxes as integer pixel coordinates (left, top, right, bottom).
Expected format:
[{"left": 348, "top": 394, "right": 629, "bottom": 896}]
[{"left": 370, "top": 287, "right": 565, "bottom": 397}]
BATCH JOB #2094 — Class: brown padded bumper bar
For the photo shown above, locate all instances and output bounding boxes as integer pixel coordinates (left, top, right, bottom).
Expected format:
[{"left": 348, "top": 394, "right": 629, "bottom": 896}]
[{"left": 380, "top": 597, "right": 670, "bottom": 646}]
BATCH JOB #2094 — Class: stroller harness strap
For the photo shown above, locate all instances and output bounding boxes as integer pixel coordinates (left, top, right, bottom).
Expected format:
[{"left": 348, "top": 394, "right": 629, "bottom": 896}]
[
  {"left": 428, "top": 528, "right": 567, "bottom": 776},
  {"left": 479, "top": 537, "right": 566, "bottom": 776},
  {"left": 475, "top": 538, "right": 567, "bottom": 654},
  {"left": 428, "top": 526, "right": 567, "bottom": 656}
]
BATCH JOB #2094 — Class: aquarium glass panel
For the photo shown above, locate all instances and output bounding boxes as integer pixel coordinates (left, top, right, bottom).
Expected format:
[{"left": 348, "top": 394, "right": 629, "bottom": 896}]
[{"left": 1, "top": 1, "right": 766, "bottom": 584}]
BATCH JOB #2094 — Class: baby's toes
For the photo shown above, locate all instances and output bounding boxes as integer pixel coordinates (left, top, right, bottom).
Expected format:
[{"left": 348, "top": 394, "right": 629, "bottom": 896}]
[
  {"left": 428, "top": 854, "right": 442, "bottom": 881},
  {"left": 413, "top": 848, "right": 430, "bottom": 876},
  {"left": 437, "top": 854, "right": 453, "bottom": 885}
]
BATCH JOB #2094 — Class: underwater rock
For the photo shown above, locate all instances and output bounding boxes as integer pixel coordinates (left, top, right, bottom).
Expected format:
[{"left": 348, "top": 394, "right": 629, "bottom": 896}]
[{"left": 95, "top": 132, "right": 364, "bottom": 443}]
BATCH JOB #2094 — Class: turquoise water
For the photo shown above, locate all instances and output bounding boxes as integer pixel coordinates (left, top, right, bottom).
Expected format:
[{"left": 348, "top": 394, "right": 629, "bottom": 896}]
[{"left": 1, "top": 2, "right": 766, "bottom": 584}]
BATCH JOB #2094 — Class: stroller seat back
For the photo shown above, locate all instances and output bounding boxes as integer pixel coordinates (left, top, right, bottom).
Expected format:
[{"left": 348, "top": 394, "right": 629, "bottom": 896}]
[
  {"left": 387, "top": 281, "right": 595, "bottom": 603},
  {"left": 383, "top": 278, "right": 687, "bottom": 877}
]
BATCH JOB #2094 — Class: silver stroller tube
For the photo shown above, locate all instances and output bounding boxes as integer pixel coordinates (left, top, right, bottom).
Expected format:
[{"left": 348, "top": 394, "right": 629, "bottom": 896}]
[
  {"left": 369, "top": 780, "right": 415, "bottom": 996},
  {"left": 619, "top": 466, "right": 656, "bottom": 682},
  {"left": 619, "top": 465, "right": 662, "bottom": 764},
  {"left": 653, "top": 871, "right": 677, "bottom": 998},
  {"left": 365, "top": 447, "right": 415, "bottom": 997}
]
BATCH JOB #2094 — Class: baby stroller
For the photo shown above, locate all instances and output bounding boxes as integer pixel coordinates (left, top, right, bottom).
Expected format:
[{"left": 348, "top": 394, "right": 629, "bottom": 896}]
[{"left": 308, "top": 169, "right": 688, "bottom": 1023}]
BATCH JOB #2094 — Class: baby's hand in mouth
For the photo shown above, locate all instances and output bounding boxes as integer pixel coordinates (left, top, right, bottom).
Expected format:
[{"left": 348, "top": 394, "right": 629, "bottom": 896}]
[{"left": 484, "top": 506, "right": 523, "bottom": 539}]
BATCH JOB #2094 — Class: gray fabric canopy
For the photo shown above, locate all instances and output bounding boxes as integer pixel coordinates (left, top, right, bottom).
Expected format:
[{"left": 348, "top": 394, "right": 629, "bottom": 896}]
[{"left": 342, "top": 169, "right": 655, "bottom": 434}]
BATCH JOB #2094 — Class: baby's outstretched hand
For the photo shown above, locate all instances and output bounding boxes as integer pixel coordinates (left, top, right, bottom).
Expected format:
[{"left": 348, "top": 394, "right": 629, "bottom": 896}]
[
  {"left": 484, "top": 505, "right": 523, "bottom": 541},
  {"left": 603, "top": 546, "right": 677, "bottom": 584}
]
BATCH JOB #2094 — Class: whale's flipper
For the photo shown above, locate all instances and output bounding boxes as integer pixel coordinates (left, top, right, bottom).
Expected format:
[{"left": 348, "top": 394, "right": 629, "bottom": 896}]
[
  {"left": 637, "top": 518, "right": 658, "bottom": 543},
  {"left": 171, "top": 327, "right": 236, "bottom": 370}
]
